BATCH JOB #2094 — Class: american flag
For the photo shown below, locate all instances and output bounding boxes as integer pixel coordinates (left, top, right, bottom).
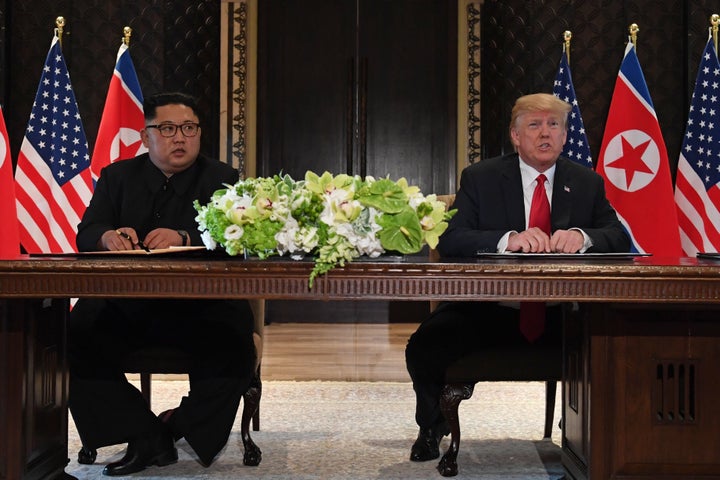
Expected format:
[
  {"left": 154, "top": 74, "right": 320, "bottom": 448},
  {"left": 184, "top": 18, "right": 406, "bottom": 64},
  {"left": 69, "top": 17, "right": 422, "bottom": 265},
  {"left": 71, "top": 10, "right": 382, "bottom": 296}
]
[
  {"left": 553, "top": 47, "right": 593, "bottom": 168},
  {"left": 91, "top": 41, "right": 146, "bottom": 183},
  {"left": 14, "top": 33, "right": 92, "bottom": 253},
  {"left": 674, "top": 35, "right": 720, "bottom": 256}
]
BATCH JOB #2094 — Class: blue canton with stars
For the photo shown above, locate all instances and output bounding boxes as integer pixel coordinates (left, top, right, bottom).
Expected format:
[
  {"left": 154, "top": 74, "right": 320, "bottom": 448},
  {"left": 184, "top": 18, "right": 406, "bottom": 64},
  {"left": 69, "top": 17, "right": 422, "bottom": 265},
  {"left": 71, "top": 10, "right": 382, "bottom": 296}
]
[
  {"left": 24, "top": 37, "right": 89, "bottom": 187},
  {"left": 682, "top": 39, "right": 720, "bottom": 191},
  {"left": 553, "top": 51, "right": 593, "bottom": 168}
]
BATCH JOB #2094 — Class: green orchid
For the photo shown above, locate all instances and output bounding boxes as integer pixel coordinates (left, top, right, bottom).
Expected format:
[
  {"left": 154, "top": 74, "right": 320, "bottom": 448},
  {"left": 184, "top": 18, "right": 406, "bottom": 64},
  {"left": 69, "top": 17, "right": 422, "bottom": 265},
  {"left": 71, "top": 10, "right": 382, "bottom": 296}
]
[
  {"left": 421, "top": 200, "right": 457, "bottom": 248},
  {"left": 331, "top": 197, "right": 362, "bottom": 223},
  {"left": 227, "top": 202, "right": 260, "bottom": 225},
  {"left": 305, "top": 171, "right": 354, "bottom": 195},
  {"left": 394, "top": 177, "right": 421, "bottom": 198}
]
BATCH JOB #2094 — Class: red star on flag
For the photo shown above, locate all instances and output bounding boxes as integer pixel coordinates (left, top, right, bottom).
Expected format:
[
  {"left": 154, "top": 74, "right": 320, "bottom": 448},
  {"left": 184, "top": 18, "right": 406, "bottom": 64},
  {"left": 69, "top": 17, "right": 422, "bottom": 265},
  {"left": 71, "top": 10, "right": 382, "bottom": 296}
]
[{"left": 605, "top": 135, "right": 653, "bottom": 188}]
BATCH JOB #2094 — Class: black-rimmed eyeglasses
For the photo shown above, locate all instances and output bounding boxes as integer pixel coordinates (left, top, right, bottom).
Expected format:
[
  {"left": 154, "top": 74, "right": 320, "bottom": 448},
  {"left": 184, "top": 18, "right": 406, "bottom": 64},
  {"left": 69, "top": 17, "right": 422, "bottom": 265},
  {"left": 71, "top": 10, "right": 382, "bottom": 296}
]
[{"left": 145, "top": 123, "right": 200, "bottom": 137}]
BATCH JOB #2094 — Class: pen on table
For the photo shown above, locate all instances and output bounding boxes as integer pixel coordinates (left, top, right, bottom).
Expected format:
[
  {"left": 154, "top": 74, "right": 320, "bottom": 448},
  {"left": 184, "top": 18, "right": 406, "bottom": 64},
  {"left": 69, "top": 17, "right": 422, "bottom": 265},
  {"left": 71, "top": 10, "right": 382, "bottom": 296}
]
[{"left": 115, "top": 229, "right": 150, "bottom": 252}]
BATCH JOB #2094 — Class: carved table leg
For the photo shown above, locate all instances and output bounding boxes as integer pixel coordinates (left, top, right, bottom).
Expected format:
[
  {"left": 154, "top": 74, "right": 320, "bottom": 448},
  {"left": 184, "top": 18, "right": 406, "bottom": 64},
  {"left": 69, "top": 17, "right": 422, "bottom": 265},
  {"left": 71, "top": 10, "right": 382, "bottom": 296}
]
[
  {"left": 241, "top": 374, "right": 262, "bottom": 466},
  {"left": 437, "top": 382, "right": 474, "bottom": 477}
]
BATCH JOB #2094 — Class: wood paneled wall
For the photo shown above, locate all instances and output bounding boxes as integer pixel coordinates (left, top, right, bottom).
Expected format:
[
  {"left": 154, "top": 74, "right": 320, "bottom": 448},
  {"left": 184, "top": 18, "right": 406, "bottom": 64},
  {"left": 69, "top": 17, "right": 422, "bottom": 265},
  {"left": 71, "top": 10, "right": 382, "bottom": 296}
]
[
  {"left": 477, "top": 0, "right": 717, "bottom": 177},
  {"left": 0, "top": 0, "right": 717, "bottom": 182},
  {"left": 0, "top": 1, "right": 222, "bottom": 162}
]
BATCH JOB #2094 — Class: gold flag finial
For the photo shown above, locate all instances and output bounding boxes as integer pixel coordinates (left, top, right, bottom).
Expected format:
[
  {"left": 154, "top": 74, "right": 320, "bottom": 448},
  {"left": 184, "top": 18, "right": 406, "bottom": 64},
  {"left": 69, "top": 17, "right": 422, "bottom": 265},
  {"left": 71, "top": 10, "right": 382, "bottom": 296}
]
[
  {"left": 563, "top": 30, "right": 572, "bottom": 65},
  {"left": 629, "top": 23, "right": 639, "bottom": 50},
  {"left": 712, "top": 14, "right": 719, "bottom": 54},
  {"left": 123, "top": 26, "right": 132, "bottom": 47},
  {"left": 56, "top": 16, "right": 65, "bottom": 47}
]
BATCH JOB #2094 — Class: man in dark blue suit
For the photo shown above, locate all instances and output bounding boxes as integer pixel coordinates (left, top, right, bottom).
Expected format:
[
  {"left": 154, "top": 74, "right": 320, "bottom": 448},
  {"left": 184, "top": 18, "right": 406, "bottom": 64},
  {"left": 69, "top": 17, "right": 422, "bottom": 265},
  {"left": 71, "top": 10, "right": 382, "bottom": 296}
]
[{"left": 405, "top": 93, "right": 630, "bottom": 461}]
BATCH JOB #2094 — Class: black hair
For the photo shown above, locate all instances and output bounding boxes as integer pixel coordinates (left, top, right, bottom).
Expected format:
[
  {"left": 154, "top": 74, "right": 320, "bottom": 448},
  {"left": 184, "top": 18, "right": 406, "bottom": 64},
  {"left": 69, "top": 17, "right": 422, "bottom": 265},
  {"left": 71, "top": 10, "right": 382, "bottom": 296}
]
[{"left": 143, "top": 92, "right": 199, "bottom": 122}]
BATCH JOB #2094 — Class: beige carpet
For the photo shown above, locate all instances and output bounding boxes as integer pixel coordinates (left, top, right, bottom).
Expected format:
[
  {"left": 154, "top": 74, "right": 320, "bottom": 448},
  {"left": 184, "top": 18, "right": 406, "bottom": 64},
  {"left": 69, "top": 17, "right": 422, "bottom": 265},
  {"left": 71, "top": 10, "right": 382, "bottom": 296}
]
[{"left": 66, "top": 381, "right": 564, "bottom": 479}]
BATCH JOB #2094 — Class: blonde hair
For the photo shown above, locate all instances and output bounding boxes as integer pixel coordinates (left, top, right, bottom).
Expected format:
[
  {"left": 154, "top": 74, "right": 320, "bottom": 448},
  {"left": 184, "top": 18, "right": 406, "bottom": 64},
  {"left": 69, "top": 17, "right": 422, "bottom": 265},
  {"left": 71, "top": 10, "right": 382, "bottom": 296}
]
[{"left": 509, "top": 93, "right": 571, "bottom": 131}]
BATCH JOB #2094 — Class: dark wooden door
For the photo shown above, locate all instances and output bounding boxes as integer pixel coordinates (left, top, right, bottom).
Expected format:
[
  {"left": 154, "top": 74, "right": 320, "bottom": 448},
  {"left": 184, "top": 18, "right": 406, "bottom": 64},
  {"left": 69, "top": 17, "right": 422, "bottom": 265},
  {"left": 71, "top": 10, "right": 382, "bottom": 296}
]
[
  {"left": 257, "top": 0, "right": 456, "bottom": 195},
  {"left": 258, "top": 0, "right": 355, "bottom": 178},
  {"left": 257, "top": 0, "right": 456, "bottom": 323},
  {"left": 358, "top": 0, "right": 456, "bottom": 192}
]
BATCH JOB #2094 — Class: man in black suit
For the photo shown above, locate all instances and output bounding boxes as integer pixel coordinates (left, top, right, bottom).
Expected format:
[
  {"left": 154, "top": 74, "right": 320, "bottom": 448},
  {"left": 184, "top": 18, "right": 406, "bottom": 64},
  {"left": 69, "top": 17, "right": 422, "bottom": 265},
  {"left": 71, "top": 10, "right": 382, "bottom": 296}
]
[
  {"left": 68, "top": 92, "right": 257, "bottom": 475},
  {"left": 405, "top": 93, "right": 630, "bottom": 461}
]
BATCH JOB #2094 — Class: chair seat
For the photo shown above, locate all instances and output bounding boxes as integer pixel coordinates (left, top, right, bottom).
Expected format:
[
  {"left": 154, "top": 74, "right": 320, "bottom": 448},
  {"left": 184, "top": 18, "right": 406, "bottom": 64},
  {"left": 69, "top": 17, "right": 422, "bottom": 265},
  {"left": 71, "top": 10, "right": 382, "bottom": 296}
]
[
  {"left": 445, "top": 346, "right": 562, "bottom": 383},
  {"left": 122, "top": 347, "right": 193, "bottom": 374}
]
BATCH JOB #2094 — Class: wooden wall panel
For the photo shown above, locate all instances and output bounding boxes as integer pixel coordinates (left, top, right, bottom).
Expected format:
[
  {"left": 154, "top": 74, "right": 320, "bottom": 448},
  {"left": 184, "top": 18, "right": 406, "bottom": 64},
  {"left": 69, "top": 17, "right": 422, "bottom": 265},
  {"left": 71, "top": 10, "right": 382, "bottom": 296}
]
[
  {"left": 479, "top": 0, "right": 717, "bottom": 180},
  {"left": 0, "top": 0, "right": 718, "bottom": 192},
  {"left": 1, "top": 1, "right": 220, "bottom": 163}
]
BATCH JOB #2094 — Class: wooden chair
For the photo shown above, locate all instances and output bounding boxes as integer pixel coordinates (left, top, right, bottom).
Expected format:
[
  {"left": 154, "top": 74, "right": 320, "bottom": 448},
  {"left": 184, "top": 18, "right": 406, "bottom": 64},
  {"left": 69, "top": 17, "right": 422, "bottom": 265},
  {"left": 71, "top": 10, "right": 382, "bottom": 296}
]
[
  {"left": 430, "top": 194, "right": 562, "bottom": 477},
  {"left": 77, "top": 299, "right": 265, "bottom": 467}
]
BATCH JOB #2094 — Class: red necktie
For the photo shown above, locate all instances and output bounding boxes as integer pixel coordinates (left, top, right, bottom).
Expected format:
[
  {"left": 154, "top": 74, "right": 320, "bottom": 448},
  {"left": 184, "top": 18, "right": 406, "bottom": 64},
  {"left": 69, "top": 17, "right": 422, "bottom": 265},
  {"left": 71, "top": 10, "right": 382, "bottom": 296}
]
[{"left": 519, "top": 174, "right": 550, "bottom": 342}]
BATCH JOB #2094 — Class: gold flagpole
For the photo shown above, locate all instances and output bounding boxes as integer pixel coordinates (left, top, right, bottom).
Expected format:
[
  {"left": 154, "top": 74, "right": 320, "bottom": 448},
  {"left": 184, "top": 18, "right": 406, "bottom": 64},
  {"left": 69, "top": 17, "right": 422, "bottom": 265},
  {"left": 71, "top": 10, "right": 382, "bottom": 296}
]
[
  {"left": 629, "top": 23, "right": 639, "bottom": 50},
  {"left": 563, "top": 30, "right": 572, "bottom": 65},
  {"left": 712, "top": 14, "right": 719, "bottom": 54},
  {"left": 56, "top": 16, "right": 65, "bottom": 48},
  {"left": 123, "top": 26, "right": 132, "bottom": 47}
]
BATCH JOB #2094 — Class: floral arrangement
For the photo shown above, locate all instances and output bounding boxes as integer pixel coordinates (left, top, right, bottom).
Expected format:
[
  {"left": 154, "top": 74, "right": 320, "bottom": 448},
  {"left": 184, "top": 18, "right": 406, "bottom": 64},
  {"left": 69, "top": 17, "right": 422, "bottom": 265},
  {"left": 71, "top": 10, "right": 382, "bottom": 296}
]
[{"left": 194, "top": 171, "right": 456, "bottom": 287}]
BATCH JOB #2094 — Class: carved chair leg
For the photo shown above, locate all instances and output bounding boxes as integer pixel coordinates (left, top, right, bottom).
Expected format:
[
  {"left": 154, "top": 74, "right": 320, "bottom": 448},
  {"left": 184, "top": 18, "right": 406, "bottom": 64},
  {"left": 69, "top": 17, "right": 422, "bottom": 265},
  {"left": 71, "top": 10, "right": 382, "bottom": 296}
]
[
  {"left": 544, "top": 381, "right": 557, "bottom": 439},
  {"left": 140, "top": 372, "right": 152, "bottom": 406},
  {"left": 252, "top": 402, "right": 260, "bottom": 431},
  {"left": 77, "top": 445, "right": 97, "bottom": 465},
  {"left": 240, "top": 372, "right": 262, "bottom": 466},
  {"left": 437, "top": 382, "right": 474, "bottom": 477},
  {"left": 252, "top": 366, "right": 261, "bottom": 431}
]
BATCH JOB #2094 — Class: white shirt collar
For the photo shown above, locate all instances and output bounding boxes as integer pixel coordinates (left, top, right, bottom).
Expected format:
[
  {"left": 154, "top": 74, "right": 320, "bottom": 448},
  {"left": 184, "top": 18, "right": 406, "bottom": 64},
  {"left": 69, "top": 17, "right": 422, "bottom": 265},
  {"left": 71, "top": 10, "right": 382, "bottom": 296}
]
[{"left": 518, "top": 156, "right": 556, "bottom": 189}]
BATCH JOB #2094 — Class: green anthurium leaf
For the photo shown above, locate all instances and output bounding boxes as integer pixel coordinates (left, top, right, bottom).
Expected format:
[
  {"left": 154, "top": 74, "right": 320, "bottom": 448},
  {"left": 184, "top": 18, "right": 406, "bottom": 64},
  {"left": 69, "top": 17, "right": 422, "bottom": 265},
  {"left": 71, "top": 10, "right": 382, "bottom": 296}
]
[
  {"left": 357, "top": 178, "right": 408, "bottom": 213},
  {"left": 376, "top": 207, "right": 423, "bottom": 254}
]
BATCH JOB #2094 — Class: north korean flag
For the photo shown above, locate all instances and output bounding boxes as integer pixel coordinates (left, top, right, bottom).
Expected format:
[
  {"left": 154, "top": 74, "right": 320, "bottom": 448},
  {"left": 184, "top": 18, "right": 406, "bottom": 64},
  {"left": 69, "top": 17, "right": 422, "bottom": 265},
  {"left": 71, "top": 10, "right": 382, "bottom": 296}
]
[
  {"left": 597, "top": 41, "right": 682, "bottom": 257},
  {"left": 90, "top": 42, "right": 146, "bottom": 183}
]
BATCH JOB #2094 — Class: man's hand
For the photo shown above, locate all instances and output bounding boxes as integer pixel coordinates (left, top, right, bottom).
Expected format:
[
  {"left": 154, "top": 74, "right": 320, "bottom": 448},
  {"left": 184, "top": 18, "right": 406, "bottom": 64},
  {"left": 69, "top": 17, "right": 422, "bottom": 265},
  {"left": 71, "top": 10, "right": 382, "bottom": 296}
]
[
  {"left": 507, "top": 228, "right": 584, "bottom": 253},
  {"left": 549, "top": 229, "right": 584, "bottom": 253},
  {"left": 100, "top": 228, "right": 141, "bottom": 251},
  {"left": 142, "top": 228, "right": 185, "bottom": 250},
  {"left": 507, "top": 227, "right": 551, "bottom": 252}
]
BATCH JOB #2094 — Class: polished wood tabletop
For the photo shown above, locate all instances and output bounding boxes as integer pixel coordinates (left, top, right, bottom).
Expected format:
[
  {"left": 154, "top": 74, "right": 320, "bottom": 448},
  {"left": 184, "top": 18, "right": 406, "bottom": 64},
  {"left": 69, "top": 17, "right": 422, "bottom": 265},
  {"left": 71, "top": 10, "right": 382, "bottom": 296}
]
[
  {"left": 3, "top": 253, "right": 720, "bottom": 480},
  {"left": 1, "top": 253, "right": 720, "bottom": 303}
]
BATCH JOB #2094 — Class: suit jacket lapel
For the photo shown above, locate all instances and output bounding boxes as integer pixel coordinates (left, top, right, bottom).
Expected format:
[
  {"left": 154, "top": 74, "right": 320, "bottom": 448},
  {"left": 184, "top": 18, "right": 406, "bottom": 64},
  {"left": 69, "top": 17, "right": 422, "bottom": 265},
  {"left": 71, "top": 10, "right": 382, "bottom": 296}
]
[
  {"left": 500, "top": 155, "right": 526, "bottom": 231},
  {"left": 551, "top": 158, "right": 573, "bottom": 229}
]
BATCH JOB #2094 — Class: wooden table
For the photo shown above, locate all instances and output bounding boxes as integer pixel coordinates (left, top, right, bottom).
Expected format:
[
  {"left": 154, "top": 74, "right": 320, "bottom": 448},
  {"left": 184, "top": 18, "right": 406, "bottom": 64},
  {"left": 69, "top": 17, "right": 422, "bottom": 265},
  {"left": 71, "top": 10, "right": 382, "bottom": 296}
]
[{"left": 1, "top": 254, "right": 719, "bottom": 479}]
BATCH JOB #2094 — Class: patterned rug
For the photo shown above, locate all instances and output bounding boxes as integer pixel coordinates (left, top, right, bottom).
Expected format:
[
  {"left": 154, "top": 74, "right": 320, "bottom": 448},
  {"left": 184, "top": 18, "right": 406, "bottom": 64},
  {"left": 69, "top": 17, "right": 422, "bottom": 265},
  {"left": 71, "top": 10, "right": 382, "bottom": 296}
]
[{"left": 66, "top": 381, "right": 564, "bottom": 479}]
